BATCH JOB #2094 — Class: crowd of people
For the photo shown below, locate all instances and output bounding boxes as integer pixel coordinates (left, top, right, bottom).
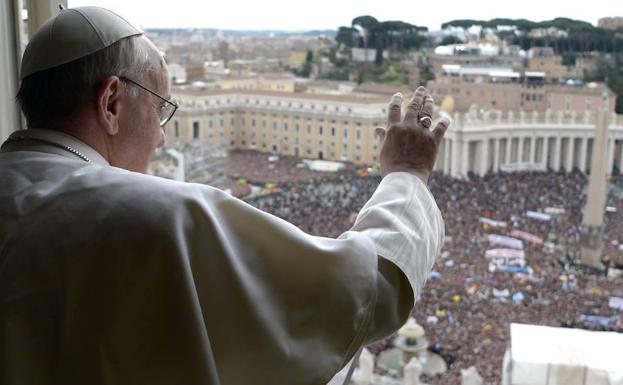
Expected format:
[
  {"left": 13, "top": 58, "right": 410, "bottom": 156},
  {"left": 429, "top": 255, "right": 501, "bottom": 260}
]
[
  {"left": 150, "top": 148, "right": 623, "bottom": 384},
  {"left": 237, "top": 158, "right": 623, "bottom": 385}
]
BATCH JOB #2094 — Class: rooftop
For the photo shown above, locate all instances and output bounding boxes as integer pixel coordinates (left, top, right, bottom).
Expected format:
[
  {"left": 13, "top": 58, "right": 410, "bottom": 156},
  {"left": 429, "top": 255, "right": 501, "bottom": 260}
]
[{"left": 172, "top": 87, "right": 389, "bottom": 104}]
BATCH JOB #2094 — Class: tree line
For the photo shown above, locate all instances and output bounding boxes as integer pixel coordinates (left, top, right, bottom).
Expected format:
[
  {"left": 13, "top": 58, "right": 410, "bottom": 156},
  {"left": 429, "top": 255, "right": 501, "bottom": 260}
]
[{"left": 335, "top": 16, "right": 428, "bottom": 64}]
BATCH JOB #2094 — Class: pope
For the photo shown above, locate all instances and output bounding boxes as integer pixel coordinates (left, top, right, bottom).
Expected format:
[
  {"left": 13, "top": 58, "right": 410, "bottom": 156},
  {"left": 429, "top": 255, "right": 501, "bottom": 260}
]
[{"left": 0, "top": 6, "right": 449, "bottom": 385}]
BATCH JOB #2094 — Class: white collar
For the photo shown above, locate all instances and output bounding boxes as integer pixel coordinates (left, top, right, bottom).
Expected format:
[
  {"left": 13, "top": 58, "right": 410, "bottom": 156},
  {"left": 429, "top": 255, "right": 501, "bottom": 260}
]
[{"left": 6, "top": 128, "right": 110, "bottom": 167}]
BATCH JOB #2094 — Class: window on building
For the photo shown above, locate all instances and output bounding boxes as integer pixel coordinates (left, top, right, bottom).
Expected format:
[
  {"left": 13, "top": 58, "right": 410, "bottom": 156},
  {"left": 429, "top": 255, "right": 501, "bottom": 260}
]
[{"left": 192, "top": 121, "right": 200, "bottom": 139}]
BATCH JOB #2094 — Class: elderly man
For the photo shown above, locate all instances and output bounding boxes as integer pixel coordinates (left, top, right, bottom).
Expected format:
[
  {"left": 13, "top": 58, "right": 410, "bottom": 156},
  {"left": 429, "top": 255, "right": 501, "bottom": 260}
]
[{"left": 0, "top": 6, "right": 448, "bottom": 385}]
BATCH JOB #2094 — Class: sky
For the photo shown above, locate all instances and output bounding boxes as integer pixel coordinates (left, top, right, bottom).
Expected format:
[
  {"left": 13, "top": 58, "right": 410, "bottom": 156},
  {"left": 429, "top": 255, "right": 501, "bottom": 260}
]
[{"left": 68, "top": 0, "right": 616, "bottom": 31}]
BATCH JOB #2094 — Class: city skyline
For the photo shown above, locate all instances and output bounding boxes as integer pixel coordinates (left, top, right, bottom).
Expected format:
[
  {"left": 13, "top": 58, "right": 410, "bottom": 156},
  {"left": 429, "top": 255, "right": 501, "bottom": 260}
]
[{"left": 68, "top": 0, "right": 615, "bottom": 32}]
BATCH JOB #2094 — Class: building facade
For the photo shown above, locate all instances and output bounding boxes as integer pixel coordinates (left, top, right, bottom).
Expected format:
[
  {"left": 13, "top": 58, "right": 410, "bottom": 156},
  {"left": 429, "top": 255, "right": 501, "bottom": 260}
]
[
  {"left": 437, "top": 109, "right": 623, "bottom": 177},
  {"left": 427, "top": 65, "right": 616, "bottom": 114},
  {"left": 170, "top": 89, "right": 388, "bottom": 164},
  {"left": 169, "top": 88, "right": 623, "bottom": 178},
  {"left": 597, "top": 17, "right": 623, "bottom": 30}
]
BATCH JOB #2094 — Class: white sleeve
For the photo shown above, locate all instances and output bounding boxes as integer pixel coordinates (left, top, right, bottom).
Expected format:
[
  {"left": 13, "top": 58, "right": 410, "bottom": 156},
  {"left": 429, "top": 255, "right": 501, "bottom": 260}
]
[{"left": 339, "top": 171, "right": 445, "bottom": 301}]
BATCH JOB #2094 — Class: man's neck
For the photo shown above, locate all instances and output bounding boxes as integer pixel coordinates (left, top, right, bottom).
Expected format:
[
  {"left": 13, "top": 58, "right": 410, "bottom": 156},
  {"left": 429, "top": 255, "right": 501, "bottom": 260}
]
[
  {"left": 36, "top": 122, "right": 112, "bottom": 165},
  {"left": 24, "top": 126, "right": 111, "bottom": 166}
]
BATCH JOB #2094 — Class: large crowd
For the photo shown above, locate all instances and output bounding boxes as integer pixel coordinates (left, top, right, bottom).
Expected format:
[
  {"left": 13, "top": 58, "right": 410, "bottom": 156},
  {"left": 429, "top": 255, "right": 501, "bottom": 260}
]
[
  {"left": 150, "top": 148, "right": 623, "bottom": 384},
  {"left": 240, "top": 163, "right": 623, "bottom": 385}
]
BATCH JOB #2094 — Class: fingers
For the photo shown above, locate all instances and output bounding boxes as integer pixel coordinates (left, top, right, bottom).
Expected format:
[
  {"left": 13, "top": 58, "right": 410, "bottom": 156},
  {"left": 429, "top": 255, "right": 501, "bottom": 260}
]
[
  {"left": 420, "top": 95, "right": 434, "bottom": 118},
  {"left": 432, "top": 118, "right": 451, "bottom": 146},
  {"left": 404, "top": 86, "right": 427, "bottom": 123},
  {"left": 387, "top": 92, "right": 403, "bottom": 125}
]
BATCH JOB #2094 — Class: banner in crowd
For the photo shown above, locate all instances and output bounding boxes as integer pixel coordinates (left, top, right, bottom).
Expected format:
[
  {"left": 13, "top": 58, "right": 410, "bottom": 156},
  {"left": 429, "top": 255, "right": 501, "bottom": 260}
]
[
  {"left": 579, "top": 314, "right": 613, "bottom": 326},
  {"left": 493, "top": 288, "right": 510, "bottom": 298},
  {"left": 499, "top": 162, "right": 547, "bottom": 173},
  {"left": 486, "top": 249, "right": 526, "bottom": 268},
  {"left": 488, "top": 234, "right": 524, "bottom": 250},
  {"left": 479, "top": 217, "right": 507, "bottom": 228},
  {"left": 544, "top": 207, "right": 566, "bottom": 215},
  {"left": 525, "top": 210, "right": 552, "bottom": 221},
  {"left": 510, "top": 229, "right": 544, "bottom": 245},
  {"left": 485, "top": 248, "right": 526, "bottom": 259},
  {"left": 491, "top": 264, "right": 531, "bottom": 274},
  {"left": 609, "top": 297, "right": 623, "bottom": 311}
]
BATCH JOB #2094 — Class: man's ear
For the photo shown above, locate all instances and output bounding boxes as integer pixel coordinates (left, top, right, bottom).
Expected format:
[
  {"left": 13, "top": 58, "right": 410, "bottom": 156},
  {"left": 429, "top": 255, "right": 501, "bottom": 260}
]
[{"left": 96, "top": 76, "right": 124, "bottom": 135}]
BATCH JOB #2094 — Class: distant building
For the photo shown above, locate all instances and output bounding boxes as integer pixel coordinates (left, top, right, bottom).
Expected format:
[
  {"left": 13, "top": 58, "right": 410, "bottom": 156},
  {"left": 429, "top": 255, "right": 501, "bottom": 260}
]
[
  {"left": 185, "top": 60, "right": 206, "bottom": 82},
  {"left": 598, "top": 17, "right": 623, "bottom": 30},
  {"left": 427, "top": 53, "right": 524, "bottom": 75},
  {"left": 212, "top": 74, "right": 295, "bottom": 92},
  {"left": 214, "top": 75, "right": 257, "bottom": 90},
  {"left": 526, "top": 47, "right": 574, "bottom": 82},
  {"left": 287, "top": 51, "right": 307, "bottom": 70},
  {"left": 167, "top": 88, "right": 623, "bottom": 178},
  {"left": 408, "top": 65, "right": 421, "bottom": 88},
  {"left": 574, "top": 53, "right": 601, "bottom": 78},
  {"left": 427, "top": 64, "right": 616, "bottom": 114},
  {"left": 351, "top": 48, "right": 388, "bottom": 62},
  {"left": 167, "top": 63, "right": 187, "bottom": 85},
  {"left": 297, "top": 79, "right": 357, "bottom": 95},
  {"left": 353, "top": 82, "right": 411, "bottom": 97},
  {"left": 169, "top": 88, "right": 389, "bottom": 164}
]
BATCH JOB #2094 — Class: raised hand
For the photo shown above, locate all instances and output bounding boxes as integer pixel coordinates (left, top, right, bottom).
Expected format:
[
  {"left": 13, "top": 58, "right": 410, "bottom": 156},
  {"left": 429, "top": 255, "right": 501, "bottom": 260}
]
[{"left": 375, "top": 86, "right": 450, "bottom": 182}]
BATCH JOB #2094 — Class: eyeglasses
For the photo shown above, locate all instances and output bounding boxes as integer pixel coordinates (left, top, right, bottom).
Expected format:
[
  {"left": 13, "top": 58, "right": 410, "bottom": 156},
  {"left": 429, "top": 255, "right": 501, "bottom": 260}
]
[{"left": 119, "top": 76, "right": 178, "bottom": 127}]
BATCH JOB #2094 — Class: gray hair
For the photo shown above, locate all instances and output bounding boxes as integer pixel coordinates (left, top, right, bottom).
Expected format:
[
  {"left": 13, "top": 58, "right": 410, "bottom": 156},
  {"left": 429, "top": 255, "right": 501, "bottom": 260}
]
[{"left": 16, "top": 35, "right": 163, "bottom": 128}]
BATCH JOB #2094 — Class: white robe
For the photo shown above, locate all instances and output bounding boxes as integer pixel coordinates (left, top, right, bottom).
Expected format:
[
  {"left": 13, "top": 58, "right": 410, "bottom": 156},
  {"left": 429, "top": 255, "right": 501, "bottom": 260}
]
[{"left": 0, "top": 129, "right": 444, "bottom": 385}]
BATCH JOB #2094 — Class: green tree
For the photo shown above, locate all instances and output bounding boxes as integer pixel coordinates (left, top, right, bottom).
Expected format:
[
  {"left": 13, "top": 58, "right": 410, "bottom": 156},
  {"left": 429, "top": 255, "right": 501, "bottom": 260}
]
[
  {"left": 441, "top": 35, "right": 462, "bottom": 45},
  {"left": 335, "top": 26, "right": 356, "bottom": 48}
]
